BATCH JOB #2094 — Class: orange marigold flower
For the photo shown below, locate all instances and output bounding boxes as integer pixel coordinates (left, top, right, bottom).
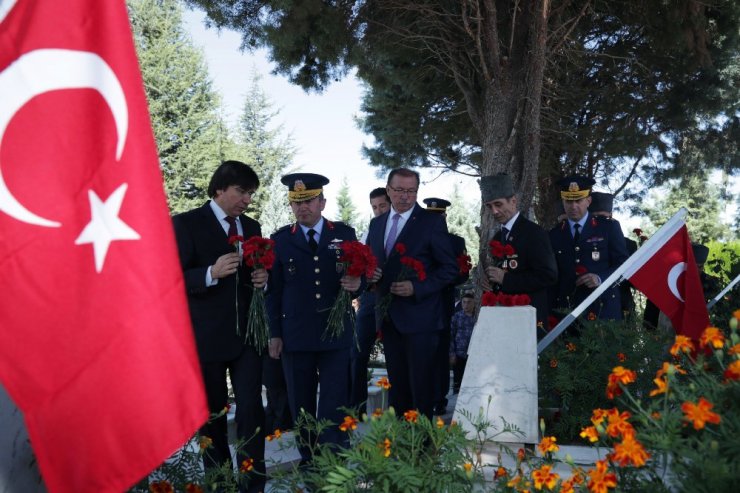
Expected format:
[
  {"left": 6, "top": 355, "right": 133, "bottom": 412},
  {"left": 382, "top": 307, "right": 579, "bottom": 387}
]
[
  {"left": 339, "top": 415, "right": 358, "bottom": 432},
  {"left": 734, "top": 309, "right": 740, "bottom": 320},
  {"left": 651, "top": 411, "right": 661, "bottom": 420},
  {"left": 591, "top": 408, "right": 608, "bottom": 426},
  {"left": 606, "top": 366, "right": 636, "bottom": 399},
  {"left": 538, "top": 436, "right": 559, "bottom": 454},
  {"left": 617, "top": 352, "right": 626, "bottom": 362},
  {"left": 494, "top": 466, "right": 508, "bottom": 479},
  {"left": 587, "top": 312, "right": 597, "bottom": 321},
  {"left": 610, "top": 434, "right": 650, "bottom": 467},
  {"left": 587, "top": 459, "right": 617, "bottom": 493},
  {"left": 580, "top": 426, "right": 599, "bottom": 443},
  {"left": 463, "top": 462, "right": 473, "bottom": 472},
  {"left": 436, "top": 417, "right": 444, "bottom": 428},
  {"left": 507, "top": 475, "right": 524, "bottom": 488},
  {"left": 700, "top": 327, "right": 725, "bottom": 349},
  {"left": 240, "top": 458, "right": 254, "bottom": 473},
  {"left": 561, "top": 478, "right": 576, "bottom": 493},
  {"left": 267, "top": 428, "right": 283, "bottom": 441},
  {"left": 682, "top": 397, "right": 721, "bottom": 430},
  {"left": 517, "top": 448, "right": 526, "bottom": 462},
  {"left": 566, "top": 342, "right": 577, "bottom": 352},
  {"left": 724, "top": 360, "right": 740, "bottom": 381},
  {"left": 728, "top": 343, "right": 740, "bottom": 356},
  {"left": 198, "top": 435, "right": 213, "bottom": 450},
  {"left": 376, "top": 377, "right": 391, "bottom": 390},
  {"left": 185, "top": 484, "right": 204, "bottom": 493},
  {"left": 655, "top": 362, "right": 686, "bottom": 379},
  {"left": 649, "top": 377, "right": 668, "bottom": 397},
  {"left": 532, "top": 464, "right": 560, "bottom": 490},
  {"left": 372, "top": 408, "right": 383, "bottom": 418},
  {"left": 404, "top": 409, "right": 419, "bottom": 423},
  {"left": 670, "top": 335, "right": 695, "bottom": 356},
  {"left": 149, "top": 481, "right": 174, "bottom": 493},
  {"left": 605, "top": 408, "right": 634, "bottom": 438},
  {"left": 381, "top": 437, "right": 391, "bottom": 457},
  {"left": 550, "top": 358, "right": 558, "bottom": 368}
]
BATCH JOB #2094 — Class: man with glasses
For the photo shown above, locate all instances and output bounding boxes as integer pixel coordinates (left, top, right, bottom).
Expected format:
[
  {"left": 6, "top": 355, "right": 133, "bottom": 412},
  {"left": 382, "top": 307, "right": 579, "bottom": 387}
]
[
  {"left": 365, "top": 168, "right": 458, "bottom": 418},
  {"left": 173, "top": 160, "right": 268, "bottom": 493}
]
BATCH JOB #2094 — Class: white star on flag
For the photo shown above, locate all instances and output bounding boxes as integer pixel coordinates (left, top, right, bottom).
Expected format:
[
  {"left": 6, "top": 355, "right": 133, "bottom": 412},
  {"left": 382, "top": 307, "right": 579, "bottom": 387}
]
[{"left": 75, "top": 183, "right": 140, "bottom": 272}]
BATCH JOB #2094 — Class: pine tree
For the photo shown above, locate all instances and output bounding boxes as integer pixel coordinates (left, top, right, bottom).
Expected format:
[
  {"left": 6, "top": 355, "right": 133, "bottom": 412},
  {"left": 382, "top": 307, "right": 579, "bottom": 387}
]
[
  {"left": 258, "top": 175, "right": 293, "bottom": 236},
  {"left": 445, "top": 185, "right": 481, "bottom": 266},
  {"left": 643, "top": 171, "right": 730, "bottom": 244},
  {"left": 335, "top": 177, "right": 360, "bottom": 227},
  {"left": 232, "top": 72, "right": 295, "bottom": 224},
  {"left": 129, "top": 0, "right": 232, "bottom": 213}
]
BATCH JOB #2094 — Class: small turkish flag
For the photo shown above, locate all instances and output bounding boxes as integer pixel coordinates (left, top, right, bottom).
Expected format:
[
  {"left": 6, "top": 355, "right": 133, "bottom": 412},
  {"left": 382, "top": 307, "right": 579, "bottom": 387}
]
[
  {"left": 0, "top": 2, "right": 207, "bottom": 493},
  {"left": 625, "top": 224, "right": 709, "bottom": 340}
]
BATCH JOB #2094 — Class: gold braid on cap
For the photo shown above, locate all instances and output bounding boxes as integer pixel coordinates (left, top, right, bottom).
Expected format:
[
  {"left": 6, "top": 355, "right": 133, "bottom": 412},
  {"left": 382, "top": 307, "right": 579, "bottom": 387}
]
[
  {"left": 560, "top": 182, "right": 591, "bottom": 200},
  {"left": 288, "top": 188, "right": 322, "bottom": 202}
]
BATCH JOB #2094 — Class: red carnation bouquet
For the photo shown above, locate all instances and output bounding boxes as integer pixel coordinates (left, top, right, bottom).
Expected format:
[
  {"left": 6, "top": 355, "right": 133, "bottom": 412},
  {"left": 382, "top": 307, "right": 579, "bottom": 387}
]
[
  {"left": 481, "top": 292, "right": 531, "bottom": 307},
  {"left": 457, "top": 253, "right": 472, "bottom": 275},
  {"left": 324, "top": 241, "right": 378, "bottom": 340},
  {"left": 241, "top": 236, "right": 276, "bottom": 351},
  {"left": 376, "top": 243, "right": 426, "bottom": 320},
  {"left": 488, "top": 239, "right": 515, "bottom": 292}
]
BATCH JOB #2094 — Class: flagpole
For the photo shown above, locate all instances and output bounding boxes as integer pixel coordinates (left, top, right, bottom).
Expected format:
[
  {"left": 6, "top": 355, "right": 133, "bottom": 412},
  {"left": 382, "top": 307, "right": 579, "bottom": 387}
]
[
  {"left": 707, "top": 272, "right": 740, "bottom": 310},
  {"left": 537, "top": 208, "right": 688, "bottom": 354}
]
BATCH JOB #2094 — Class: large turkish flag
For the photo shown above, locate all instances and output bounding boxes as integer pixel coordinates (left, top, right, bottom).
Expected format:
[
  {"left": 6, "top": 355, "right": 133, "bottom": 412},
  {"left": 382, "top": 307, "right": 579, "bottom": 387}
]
[
  {"left": 0, "top": 1, "right": 207, "bottom": 492},
  {"left": 625, "top": 224, "right": 710, "bottom": 340}
]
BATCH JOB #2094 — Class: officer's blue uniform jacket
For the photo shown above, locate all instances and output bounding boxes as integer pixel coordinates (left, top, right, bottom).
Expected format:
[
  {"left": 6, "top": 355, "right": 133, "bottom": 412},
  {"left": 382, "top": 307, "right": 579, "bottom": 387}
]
[
  {"left": 549, "top": 213, "right": 628, "bottom": 320},
  {"left": 267, "top": 219, "right": 359, "bottom": 351}
]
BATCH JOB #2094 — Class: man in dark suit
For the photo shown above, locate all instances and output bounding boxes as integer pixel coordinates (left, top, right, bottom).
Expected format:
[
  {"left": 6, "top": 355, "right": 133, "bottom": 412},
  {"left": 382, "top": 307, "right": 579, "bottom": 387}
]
[
  {"left": 549, "top": 176, "right": 629, "bottom": 321},
  {"left": 172, "top": 161, "right": 268, "bottom": 493},
  {"left": 365, "top": 168, "right": 458, "bottom": 418},
  {"left": 480, "top": 173, "right": 557, "bottom": 335},
  {"left": 422, "top": 197, "right": 469, "bottom": 416},
  {"left": 350, "top": 187, "right": 390, "bottom": 411},
  {"left": 589, "top": 191, "right": 638, "bottom": 318},
  {"left": 266, "top": 173, "right": 361, "bottom": 462}
]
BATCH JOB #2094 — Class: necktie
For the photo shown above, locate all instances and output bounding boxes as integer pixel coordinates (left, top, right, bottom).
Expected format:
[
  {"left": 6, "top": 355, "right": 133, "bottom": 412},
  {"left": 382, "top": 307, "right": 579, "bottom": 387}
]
[
  {"left": 308, "top": 229, "right": 318, "bottom": 253},
  {"left": 225, "top": 216, "right": 238, "bottom": 237},
  {"left": 501, "top": 226, "right": 509, "bottom": 244},
  {"left": 385, "top": 213, "right": 401, "bottom": 256},
  {"left": 573, "top": 223, "right": 581, "bottom": 244}
]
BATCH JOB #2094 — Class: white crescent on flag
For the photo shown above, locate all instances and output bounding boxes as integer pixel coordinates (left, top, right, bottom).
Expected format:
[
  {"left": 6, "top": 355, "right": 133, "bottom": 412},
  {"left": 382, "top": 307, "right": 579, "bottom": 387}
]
[
  {"left": 0, "top": 49, "right": 128, "bottom": 227},
  {"left": 667, "top": 262, "right": 687, "bottom": 302}
]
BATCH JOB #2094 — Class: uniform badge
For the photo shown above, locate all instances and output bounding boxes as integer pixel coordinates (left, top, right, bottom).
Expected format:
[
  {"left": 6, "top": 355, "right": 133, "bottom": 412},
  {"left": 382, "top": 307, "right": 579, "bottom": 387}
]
[
  {"left": 592, "top": 250, "right": 600, "bottom": 261},
  {"left": 502, "top": 259, "right": 508, "bottom": 269},
  {"left": 569, "top": 182, "right": 580, "bottom": 192},
  {"left": 328, "top": 239, "right": 342, "bottom": 250},
  {"left": 509, "top": 259, "right": 518, "bottom": 269},
  {"left": 293, "top": 180, "right": 306, "bottom": 191}
]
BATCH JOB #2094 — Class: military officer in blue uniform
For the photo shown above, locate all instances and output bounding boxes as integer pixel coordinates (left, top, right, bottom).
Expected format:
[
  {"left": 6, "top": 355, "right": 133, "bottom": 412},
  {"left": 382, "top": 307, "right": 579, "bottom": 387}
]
[
  {"left": 266, "top": 173, "right": 361, "bottom": 462},
  {"left": 549, "top": 176, "right": 628, "bottom": 320}
]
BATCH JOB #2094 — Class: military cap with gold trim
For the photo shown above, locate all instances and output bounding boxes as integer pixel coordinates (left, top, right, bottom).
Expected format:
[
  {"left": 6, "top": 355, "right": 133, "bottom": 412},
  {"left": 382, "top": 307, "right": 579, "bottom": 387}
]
[
  {"left": 281, "top": 172, "right": 329, "bottom": 202},
  {"left": 423, "top": 197, "right": 451, "bottom": 213},
  {"left": 558, "top": 175, "right": 595, "bottom": 200}
]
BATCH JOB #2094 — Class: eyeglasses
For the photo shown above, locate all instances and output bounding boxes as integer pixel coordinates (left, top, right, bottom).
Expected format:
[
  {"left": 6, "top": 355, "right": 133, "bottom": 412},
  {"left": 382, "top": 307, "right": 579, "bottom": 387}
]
[{"left": 388, "top": 186, "right": 418, "bottom": 195}]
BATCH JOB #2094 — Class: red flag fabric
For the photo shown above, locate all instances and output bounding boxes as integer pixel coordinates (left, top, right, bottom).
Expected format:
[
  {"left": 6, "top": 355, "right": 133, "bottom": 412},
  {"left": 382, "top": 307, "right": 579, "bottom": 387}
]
[
  {"left": 0, "top": 1, "right": 208, "bottom": 492},
  {"left": 625, "top": 224, "right": 710, "bottom": 340}
]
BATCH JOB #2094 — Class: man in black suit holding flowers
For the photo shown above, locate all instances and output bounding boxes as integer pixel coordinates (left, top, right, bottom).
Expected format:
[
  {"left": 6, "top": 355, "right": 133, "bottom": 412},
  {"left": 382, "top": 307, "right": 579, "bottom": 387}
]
[
  {"left": 481, "top": 173, "right": 557, "bottom": 335},
  {"left": 173, "top": 160, "right": 268, "bottom": 493}
]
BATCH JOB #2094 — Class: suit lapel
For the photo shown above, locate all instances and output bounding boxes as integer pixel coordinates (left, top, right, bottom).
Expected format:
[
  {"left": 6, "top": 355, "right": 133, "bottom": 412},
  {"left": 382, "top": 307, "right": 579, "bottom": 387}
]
[
  {"left": 392, "top": 203, "right": 421, "bottom": 249},
  {"left": 202, "top": 202, "right": 228, "bottom": 240}
]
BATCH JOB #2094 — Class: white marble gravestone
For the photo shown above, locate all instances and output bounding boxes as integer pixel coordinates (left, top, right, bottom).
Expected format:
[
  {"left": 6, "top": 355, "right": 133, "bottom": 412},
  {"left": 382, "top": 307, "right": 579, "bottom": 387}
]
[{"left": 453, "top": 306, "right": 538, "bottom": 443}]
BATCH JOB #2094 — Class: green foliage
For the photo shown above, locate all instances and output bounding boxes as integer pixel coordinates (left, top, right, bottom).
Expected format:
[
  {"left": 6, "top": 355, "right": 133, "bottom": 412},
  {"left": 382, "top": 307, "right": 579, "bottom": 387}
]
[
  {"left": 445, "top": 185, "right": 481, "bottom": 266},
  {"left": 335, "top": 176, "right": 360, "bottom": 228},
  {"left": 643, "top": 171, "right": 732, "bottom": 243},
  {"left": 129, "top": 0, "right": 233, "bottom": 213},
  {"left": 231, "top": 73, "right": 296, "bottom": 224},
  {"left": 538, "top": 317, "right": 672, "bottom": 442}
]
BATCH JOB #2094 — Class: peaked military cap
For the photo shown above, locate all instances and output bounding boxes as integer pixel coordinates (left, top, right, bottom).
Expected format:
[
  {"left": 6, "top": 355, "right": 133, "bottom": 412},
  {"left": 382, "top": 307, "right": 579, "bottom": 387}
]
[
  {"left": 558, "top": 175, "right": 595, "bottom": 200},
  {"left": 589, "top": 191, "right": 614, "bottom": 213},
  {"left": 423, "top": 197, "right": 451, "bottom": 212},
  {"left": 281, "top": 172, "right": 329, "bottom": 202},
  {"left": 480, "top": 173, "right": 515, "bottom": 203}
]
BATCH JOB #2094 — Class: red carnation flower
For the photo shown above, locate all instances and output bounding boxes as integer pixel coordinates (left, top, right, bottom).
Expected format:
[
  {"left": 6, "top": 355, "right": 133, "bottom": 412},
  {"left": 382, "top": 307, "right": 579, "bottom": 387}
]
[
  {"left": 575, "top": 265, "right": 588, "bottom": 276},
  {"left": 394, "top": 243, "right": 407, "bottom": 255}
]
